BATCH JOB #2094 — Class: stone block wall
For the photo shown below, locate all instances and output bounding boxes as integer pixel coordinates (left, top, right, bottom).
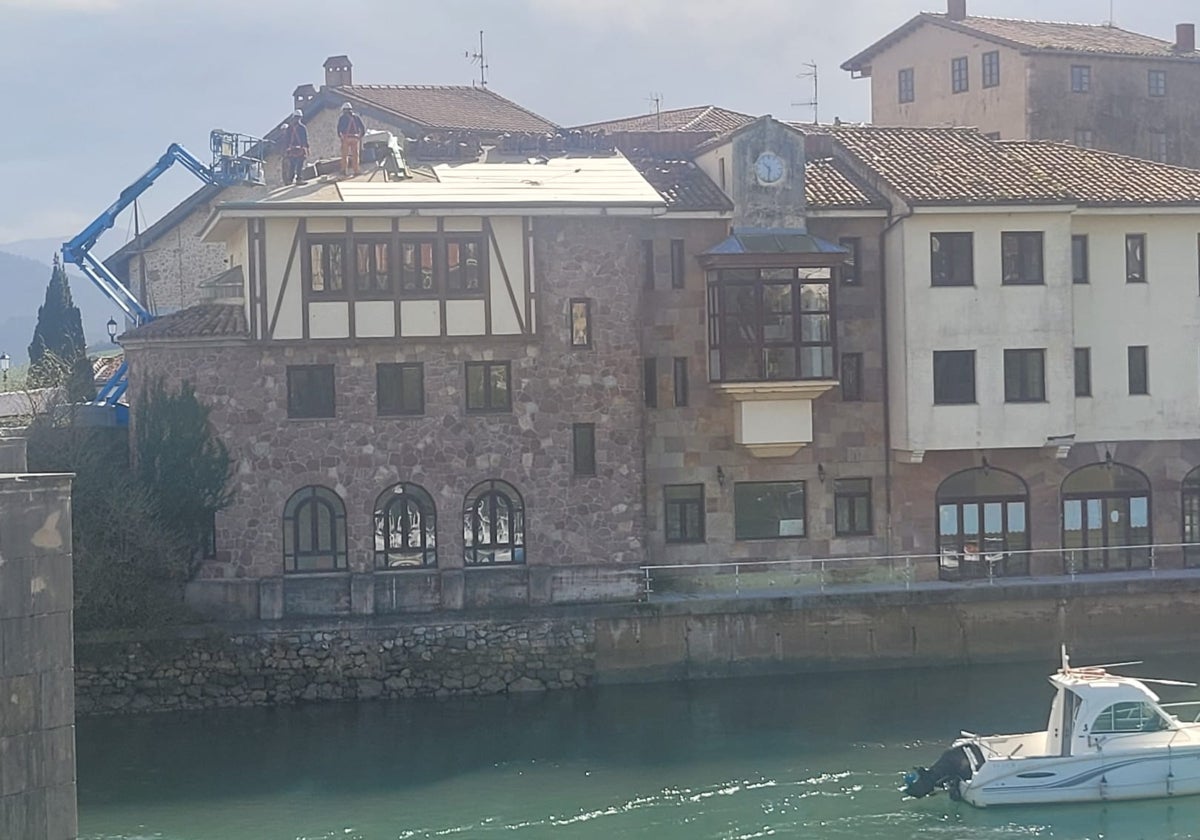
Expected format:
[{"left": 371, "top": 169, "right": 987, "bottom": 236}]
[{"left": 0, "top": 466, "right": 77, "bottom": 840}]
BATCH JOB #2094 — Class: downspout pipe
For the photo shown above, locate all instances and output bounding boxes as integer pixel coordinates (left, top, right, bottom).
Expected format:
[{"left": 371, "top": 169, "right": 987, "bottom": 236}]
[{"left": 879, "top": 205, "right": 914, "bottom": 554}]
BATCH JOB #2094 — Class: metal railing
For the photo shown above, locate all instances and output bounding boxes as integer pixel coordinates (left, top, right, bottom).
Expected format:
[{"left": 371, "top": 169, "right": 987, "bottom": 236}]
[{"left": 640, "top": 542, "right": 1200, "bottom": 600}]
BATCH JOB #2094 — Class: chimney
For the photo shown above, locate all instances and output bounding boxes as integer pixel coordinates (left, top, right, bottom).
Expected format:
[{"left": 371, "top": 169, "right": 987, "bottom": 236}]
[
  {"left": 1176, "top": 23, "right": 1196, "bottom": 53},
  {"left": 293, "top": 84, "right": 317, "bottom": 112},
  {"left": 947, "top": 0, "right": 967, "bottom": 21},
  {"left": 323, "top": 55, "right": 352, "bottom": 88}
]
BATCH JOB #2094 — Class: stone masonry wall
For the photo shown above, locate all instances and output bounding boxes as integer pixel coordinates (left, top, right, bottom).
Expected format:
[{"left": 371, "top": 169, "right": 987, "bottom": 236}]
[
  {"left": 75, "top": 616, "right": 593, "bottom": 715},
  {"left": 0, "top": 469, "right": 77, "bottom": 839}
]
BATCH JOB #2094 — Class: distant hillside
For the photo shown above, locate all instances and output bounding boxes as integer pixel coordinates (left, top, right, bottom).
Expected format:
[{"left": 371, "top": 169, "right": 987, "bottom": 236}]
[{"left": 0, "top": 251, "right": 122, "bottom": 364}]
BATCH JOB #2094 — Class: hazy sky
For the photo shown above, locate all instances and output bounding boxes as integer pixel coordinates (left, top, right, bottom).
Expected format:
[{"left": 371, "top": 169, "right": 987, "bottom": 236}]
[{"left": 0, "top": 0, "right": 1195, "bottom": 253}]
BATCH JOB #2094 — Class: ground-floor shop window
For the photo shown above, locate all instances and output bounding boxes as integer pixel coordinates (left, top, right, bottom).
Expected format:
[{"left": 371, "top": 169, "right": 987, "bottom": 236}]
[
  {"left": 1062, "top": 461, "right": 1151, "bottom": 572},
  {"left": 936, "top": 467, "right": 1029, "bottom": 580},
  {"left": 734, "top": 481, "right": 805, "bottom": 540}
]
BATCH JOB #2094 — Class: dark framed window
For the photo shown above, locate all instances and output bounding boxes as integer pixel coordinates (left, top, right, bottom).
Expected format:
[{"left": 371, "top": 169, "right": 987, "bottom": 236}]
[
  {"left": 834, "top": 479, "right": 872, "bottom": 536},
  {"left": 353, "top": 237, "right": 392, "bottom": 296},
  {"left": 1072, "top": 235, "right": 1089, "bottom": 284},
  {"left": 569, "top": 298, "right": 592, "bottom": 348},
  {"left": 718, "top": 158, "right": 727, "bottom": 190},
  {"left": 1004, "top": 348, "right": 1046, "bottom": 403},
  {"left": 898, "top": 68, "right": 915, "bottom": 103},
  {"left": 841, "top": 352, "right": 863, "bottom": 401},
  {"left": 1074, "top": 128, "right": 1094, "bottom": 149},
  {"left": 463, "top": 479, "right": 525, "bottom": 565},
  {"left": 664, "top": 484, "right": 705, "bottom": 543},
  {"left": 399, "top": 240, "right": 437, "bottom": 295},
  {"left": 373, "top": 482, "right": 437, "bottom": 568},
  {"left": 734, "top": 481, "right": 806, "bottom": 540},
  {"left": 377, "top": 363, "right": 424, "bottom": 416},
  {"left": 839, "top": 237, "right": 861, "bottom": 285},
  {"left": 1071, "top": 64, "right": 1091, "bottom": 93},
  {"left": 982, "top": 50, "right": 1000, "bottom": 88},
  {"left": 201, "top": 512, "right": 217, "bottom": 560},
  {"left": 445, "top": 239, "right": 484, "bottom": 295},
  {"left": 707, "top": 266, "right": 834, "bottom": 382},
  {"left": 1128, "top": 345, "right": 1149, "bottom": 395},
  {"left": 1151, "top": 131, "right": 1168, "bottom": 163},
  {"left": 933, "top": 350, "right": 975, "bottom": 405},
  {"left": 951, "top": 56, "right": 969, "bottom": 93},
  {"left": 1126, "top": 234, "right": 1147, "bottom": 283},
  {"left": 1062, "top": 462, "right": 1151, "bottom": 572},
  {"left": 937, "top": 467, "right": 1030, "bottom": 580},
  {"left": 643, "top": 358, "right": 658, "bottom": 408},
  {"left": 287, "top": 364, "right": 335, "bottom": 419},
  {"left": 1001, "top": 232, "right": 1044, "bottom": 285},
  {"left": 283, "top": 485, "right": 348, "bottom": 572},
  {"left": 1182, "top": 466, "right": 1200, "bottom": 567},
  {"left": 465, "top": 361, "right": 512, "bottom": 412},
  {"left": 572, "top": 423, "right": 596, "bottom": 476},
  {"left": 1149, "top": 69, "right": 1167, "bottom": 97},
  {"left": 930, "top": 232, "right": 973, "bottom": 286},
  {"left": 1074, "top": 347, "right": 1091, "bottom": 397},
  {"left": 306, "top": 239, "right": 346, "bottom": 295},
  {"left": 673, "top": 357, "right": 689, "bottom": 407},
  {"left": 642, "top": 239, "right": 655, "bottom": 290},
  {"left": 670, "top": 239, "right": 686, "bottom": 289}
]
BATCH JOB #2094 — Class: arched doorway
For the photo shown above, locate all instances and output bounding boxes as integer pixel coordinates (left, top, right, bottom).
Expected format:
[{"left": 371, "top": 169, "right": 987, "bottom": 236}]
[
  {"left": 1061, "top": 461, "right": 1151, "bottom": 572},
  {"left": 1182, "top": 466, "right": 1200, "bottom": 567},
  {"left": 936, "top": 466, "right": 1030, "bottom": 580}
]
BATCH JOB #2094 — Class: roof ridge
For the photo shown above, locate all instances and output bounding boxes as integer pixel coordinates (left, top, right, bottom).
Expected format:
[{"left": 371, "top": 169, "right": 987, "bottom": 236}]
[
  {"left": 469, "top": 86, "right": 559, "bottom": 131},
  {"left": 1005, "top": 139, "right": 1200, "bottom": 173},
  {"left": 342, "top": 84, "right": 477, "bottom": 91},
  {"left": 948, "top": 13, "right": 1156, "bottom": 33}
]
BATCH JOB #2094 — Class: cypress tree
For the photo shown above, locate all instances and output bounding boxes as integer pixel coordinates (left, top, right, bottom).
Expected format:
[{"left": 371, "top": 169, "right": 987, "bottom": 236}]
[{"left": 27, "top": 254, "right": 92, "bottom": 399}]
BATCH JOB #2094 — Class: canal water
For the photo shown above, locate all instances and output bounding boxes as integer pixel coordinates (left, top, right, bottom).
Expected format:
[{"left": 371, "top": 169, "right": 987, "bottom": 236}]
[{"left": 79, "top": 656, "right": 1200, "bottom": 840}]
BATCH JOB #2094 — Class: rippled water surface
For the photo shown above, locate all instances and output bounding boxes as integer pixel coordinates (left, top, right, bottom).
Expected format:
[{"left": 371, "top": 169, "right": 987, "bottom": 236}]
[{"left": 78, "top": 657, "right": 1200, "bottom": 839}]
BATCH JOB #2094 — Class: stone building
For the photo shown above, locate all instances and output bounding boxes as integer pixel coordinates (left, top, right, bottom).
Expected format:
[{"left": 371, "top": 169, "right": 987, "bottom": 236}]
[
  {"left": 842, "top": 0, "right": 1200, "bottom": 166},
  {"left": 106, "top": 55, "right": 557, "bottom": 315}
]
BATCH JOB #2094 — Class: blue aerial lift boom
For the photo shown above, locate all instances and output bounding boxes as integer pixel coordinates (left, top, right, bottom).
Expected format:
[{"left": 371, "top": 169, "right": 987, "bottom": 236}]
[{"left": 61, "top": 132, "right": 265, "bottom": 416}]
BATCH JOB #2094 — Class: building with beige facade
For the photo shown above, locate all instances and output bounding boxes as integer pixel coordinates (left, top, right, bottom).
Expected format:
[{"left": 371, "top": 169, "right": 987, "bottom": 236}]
[{"left": 842, "top": 0, "right": 1200, "bottom": 166}]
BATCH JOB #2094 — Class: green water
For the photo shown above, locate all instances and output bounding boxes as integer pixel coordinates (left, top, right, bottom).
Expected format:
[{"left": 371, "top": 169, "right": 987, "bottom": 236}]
[{"left": 79, "top": 657, "right": 1200, "bottom": 840}]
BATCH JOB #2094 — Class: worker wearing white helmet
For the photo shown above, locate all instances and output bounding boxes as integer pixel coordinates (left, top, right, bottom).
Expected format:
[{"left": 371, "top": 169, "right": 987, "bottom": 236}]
[
  {"left": 281, "top": 109, "right": 309, "bottom": 186},
  {"left": 337, "top": 101, "right": 366, "bottom": 177}
]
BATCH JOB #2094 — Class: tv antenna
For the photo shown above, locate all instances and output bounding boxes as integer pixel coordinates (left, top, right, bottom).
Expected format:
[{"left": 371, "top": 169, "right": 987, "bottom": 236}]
[
  {"left": 794, "top": 61, "right": 819, "bottom": 124},
  {"left": 647, "top": 92, "right": 663, "bottom": 129},
  {"left": 465, "top": 30, "right": 488, "bottom": 87},
  {"left": 1104, "top": 0, "right": 1117, "bottom": 26}
]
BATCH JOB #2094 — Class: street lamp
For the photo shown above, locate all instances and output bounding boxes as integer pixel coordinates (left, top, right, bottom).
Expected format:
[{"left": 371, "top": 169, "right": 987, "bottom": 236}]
[
  {"left": 107, "top": 317, "right": 119, "bottom": 344},
  {"left": 0, "top": 352, "right": 10, "bottom": 390}
]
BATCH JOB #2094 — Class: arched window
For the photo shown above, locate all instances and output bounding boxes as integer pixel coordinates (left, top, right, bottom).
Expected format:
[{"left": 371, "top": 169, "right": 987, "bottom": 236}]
[
  {"left": 463, "top": 479, "right": 525, "bottom": 565},
  {"left": 1184, "top": 467, "right": 1200, "bottom": 568},
  {"left": 283, "top": 486, "right": 347, "bottom": 572},
  {"left": 1061, "top": 461, "right": 1151, "bottom": 572},
  {"left": 374, "top": 483, "right": 437, "bottom": 568},
  {"left": 936, "top": 466, "right": 1029, "bottom": 580}
]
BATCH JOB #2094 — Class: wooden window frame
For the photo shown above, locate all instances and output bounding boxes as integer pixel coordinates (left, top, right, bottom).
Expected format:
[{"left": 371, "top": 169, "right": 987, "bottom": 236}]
[
  {"left": 981, "top": 50, "right": 1000, "bottom": 88},
  {"left": 951, "top": 56, "right": 969, "bottom": 94},
  {"left": 465, "top": 361, "right": 512, "bottom": 413},
  {"left": 1149, "top": 69, "right": 1167, "bottom": 97},
  {"left": 664, "top": 484, "right": 705, "bottom": 543},
  {"left": 930, "top": 232, "right": 974, "bottom": 286},
  {"left": 1071, "top": 65, "right": 1091, "bottom": 93},
  {"left": 1003, "top": 348, "right": 1046, "bottom": 403},
  {"left": 834, "top": 478, "right": 873, "bottom": 537},
  {"left": 898, "top": 68, "right": 915, "bottom": 103},
  {"left": 1001, "top": 231, "right": 1045, "bottom": 285}
]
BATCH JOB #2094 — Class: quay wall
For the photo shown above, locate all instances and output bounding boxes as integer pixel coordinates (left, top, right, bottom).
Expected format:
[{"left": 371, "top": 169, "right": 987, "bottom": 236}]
[{"left": 74, "top": 574, "right": 1200, "bottom": 715}]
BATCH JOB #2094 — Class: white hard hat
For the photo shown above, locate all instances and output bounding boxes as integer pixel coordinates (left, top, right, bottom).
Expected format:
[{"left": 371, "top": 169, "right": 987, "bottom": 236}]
[
  {"left": 293, "top": 109, "right": 303, "bottom": 117},
  {"left": 341, "top": 102, "right": 353, "bottom": 110}
]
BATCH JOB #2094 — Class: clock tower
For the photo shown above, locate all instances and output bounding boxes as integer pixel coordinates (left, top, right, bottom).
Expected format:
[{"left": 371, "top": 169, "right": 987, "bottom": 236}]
[{"left": 696, "top": 116, "right": 808, "bottom": 229}]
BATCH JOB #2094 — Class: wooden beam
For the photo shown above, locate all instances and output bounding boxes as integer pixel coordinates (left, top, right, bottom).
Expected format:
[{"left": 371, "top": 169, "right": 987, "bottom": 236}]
[{"left": 485, "top": 218, "right": 526, "bottom": 334}]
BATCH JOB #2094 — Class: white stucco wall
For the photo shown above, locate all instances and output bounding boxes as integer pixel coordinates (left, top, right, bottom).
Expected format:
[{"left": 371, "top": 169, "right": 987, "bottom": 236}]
[
  {"left": 893, "top": 208, "right": 1076, "bottom": 452},
  {"left": 1072, "top": 213, "right": 1200, "bottom": 442}
]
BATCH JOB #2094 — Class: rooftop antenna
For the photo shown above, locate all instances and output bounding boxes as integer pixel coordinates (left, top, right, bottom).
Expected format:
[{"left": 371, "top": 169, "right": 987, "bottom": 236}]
[
  {"left": 794, "top": 61, "right": 819, "bottom": 124},
  {"left": 466, "top": 30, "right": 488, "bottom": 87},
  {"left": 1105, "top": 0, "right": 1116, "bottom": 26},
  {"left": 647, "top": 93, "right": 663, "bottom": 129}
]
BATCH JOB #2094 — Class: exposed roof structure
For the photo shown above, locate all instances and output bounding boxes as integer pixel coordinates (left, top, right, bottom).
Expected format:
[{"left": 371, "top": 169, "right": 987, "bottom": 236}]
[
  {"left": 338, "top": 85, "right": 557, "bottom": 134},
  {"left": 92, "top": 354, "right": 124, "bottom": 385},
  {"left": 815, "top": 124, "right": 1074, "bottom": 206},
  {"left": 843, "top": 13, "right": 1200, "bottom": 73},
  {"left": 121, "top": 303, "right": 248, "bottom": 341},
  {"left": 574, "top": 105, "right": 755, "bottom": 135},
  {"left": 633, "top": 159, "right": 734, "bottom": 212},
  {"left": 804, "top": 157, "right": 888, "bottom": 210},
  {"left": 1002, "top": 141, "right": 1200, "bottom": 206}
]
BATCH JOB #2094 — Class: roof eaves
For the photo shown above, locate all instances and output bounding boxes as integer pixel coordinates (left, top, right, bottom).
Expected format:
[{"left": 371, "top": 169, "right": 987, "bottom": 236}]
[{"left": 840, "top": 12, "right": 931, "bottom": 72}]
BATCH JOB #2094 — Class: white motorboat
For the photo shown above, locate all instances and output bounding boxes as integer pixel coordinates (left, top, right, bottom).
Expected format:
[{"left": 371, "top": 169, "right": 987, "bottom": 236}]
[{"left": 903, "top": 649, "right": 1200, "bottom": 807}]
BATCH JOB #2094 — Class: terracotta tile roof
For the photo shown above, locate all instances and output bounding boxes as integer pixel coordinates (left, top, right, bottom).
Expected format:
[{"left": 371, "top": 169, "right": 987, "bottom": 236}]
[
  {"left": 575, "top": 105, "right": 755, "bottom": 134},
  {"left": 818, "top": 124, "right": 1074, "bottom": 206},
  {"left": 632, "top": 159, "right": 733, "bottom": 212},
  {"left": 843, "top": 13, "right": 1199, "bottom": 72},
  {"left": 1001, "top": 141, "right": 1200, "bottom": 206},
  {"left": 122, "top": 304, "right": 248, "bottom": 341},
  {"left": 805, "top": 157, "right": 887, "bottom": 210},
  {"left": 92, "top": 354, "right": 124, "bottom": 384},
  {"left": 339, "top": 85, "right": 557, "bottom": 134}
]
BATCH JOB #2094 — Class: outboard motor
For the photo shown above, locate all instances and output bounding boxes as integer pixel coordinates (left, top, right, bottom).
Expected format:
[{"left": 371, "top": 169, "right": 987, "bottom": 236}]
[{"left": 902, "top": 742, "right": 984, "bottom": 800}]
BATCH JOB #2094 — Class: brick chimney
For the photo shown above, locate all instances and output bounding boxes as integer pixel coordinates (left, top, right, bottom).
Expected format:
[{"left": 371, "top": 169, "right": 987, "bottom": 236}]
[
  {"left": 293, "top": 84, "right": 317, "bottom": 112},
  {"left": 947, "top": 0, "right": 967, "bottom": 21},
  {"left": 323, "top": 55, "right": 352, "bottom": 88},
  {"left": 1176, "top": 23, "right": 1196, "bottom": 53}
]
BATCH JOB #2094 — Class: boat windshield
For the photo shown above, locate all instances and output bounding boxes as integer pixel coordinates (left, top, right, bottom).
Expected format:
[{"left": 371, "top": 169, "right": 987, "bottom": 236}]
[{"left": 1091, "top": 701, "right": 1169, "bottom": 734}]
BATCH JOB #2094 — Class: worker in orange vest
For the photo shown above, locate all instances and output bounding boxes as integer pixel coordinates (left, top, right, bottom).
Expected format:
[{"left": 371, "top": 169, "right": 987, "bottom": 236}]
[{"left": 337, "top": 102, "right": 366, "bottom": 177}]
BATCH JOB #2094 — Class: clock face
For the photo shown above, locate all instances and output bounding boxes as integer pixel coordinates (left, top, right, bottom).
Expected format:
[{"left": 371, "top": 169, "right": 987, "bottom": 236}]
[{"left": 754, "top": 152, "right": 785, "bottom": 185}]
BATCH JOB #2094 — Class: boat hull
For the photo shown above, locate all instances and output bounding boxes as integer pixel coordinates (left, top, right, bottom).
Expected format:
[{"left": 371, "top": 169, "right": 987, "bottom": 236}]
[{"left": 961, "top": 748, "right": 1200, "bottom": 807}]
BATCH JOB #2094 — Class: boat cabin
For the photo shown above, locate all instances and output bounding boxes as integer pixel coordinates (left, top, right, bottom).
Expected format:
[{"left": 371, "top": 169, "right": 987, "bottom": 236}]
[{"left": 1044, "top": 671, "right": 1175, "bottom": 757}]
